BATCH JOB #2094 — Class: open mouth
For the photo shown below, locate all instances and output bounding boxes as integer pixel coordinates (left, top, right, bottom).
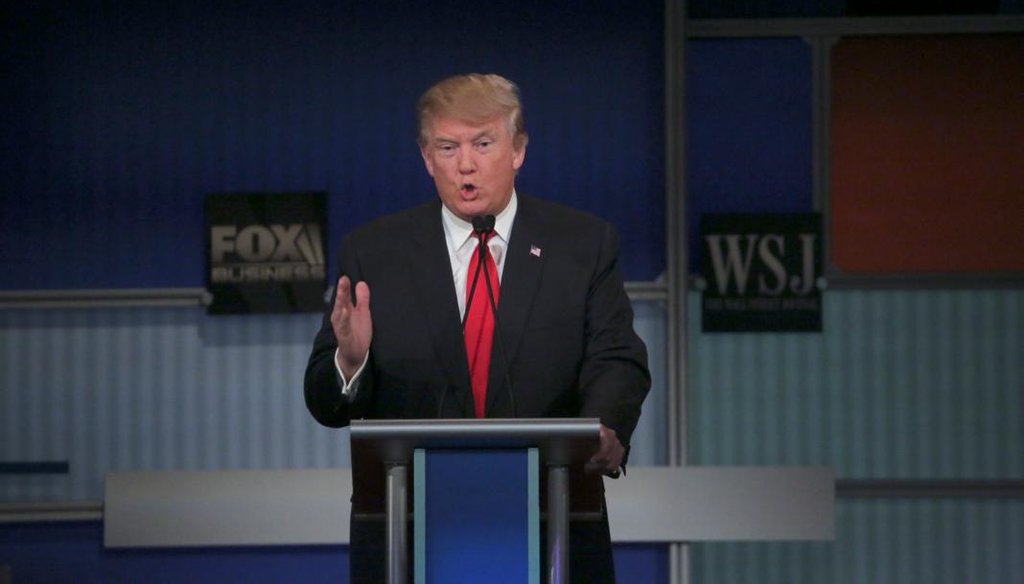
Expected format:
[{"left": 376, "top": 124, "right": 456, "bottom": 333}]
[{"left": 460, "top": 184, "right": 478, "bottom": 197}]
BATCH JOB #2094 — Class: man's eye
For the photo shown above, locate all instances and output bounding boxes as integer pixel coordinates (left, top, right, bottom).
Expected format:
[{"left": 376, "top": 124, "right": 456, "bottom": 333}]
[{"left": 476, "top": 140, "right": 492, "bottom": 149}]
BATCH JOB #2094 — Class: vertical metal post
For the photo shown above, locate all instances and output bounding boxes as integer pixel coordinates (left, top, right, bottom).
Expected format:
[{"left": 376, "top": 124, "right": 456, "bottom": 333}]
[
  {"left": 665, "top": 0, "right": 689, "bottom": 582},
  {"left": 386, "top": 463, "right": 408, "bottom": 584},
  {"left": 546, "top": 464, "right": 570, "bottom": 584},
  {"left": 807, "top": 34, "right": 838, "bottom": 277},
  {"left": 665, "top": 0, "right": 689, "bottom": 475}
]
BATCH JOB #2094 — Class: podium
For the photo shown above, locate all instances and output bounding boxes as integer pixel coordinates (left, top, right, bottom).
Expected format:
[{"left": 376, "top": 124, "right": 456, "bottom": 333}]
[{"left": 350, "top": 418, "right": 602, "bottom": 584}]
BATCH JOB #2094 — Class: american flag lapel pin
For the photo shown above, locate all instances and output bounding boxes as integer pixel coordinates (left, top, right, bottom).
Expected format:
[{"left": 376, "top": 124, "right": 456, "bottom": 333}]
[{"left": 530, "top": 245, "right": 542, "bottom": 258}]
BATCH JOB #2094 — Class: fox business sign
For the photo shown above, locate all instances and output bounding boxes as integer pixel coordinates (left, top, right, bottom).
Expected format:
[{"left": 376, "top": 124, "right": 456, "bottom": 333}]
[
  {"left": 701, "top": 214, "right": 822, "bottom": 333},
  {"left": 206, "top": 192, "right": 327, "bottom": 314}
]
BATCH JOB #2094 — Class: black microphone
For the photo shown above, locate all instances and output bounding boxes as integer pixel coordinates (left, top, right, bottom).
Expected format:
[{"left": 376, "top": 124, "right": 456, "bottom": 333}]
[{"left": 471, "top": 214, "right": 496, "bottom": 234}]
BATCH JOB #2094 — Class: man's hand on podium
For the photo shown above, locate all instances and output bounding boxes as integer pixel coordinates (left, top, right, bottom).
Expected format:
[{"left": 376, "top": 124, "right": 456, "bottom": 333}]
[{"left": 586, "top": 424, "right": 624, "bottom": 478}]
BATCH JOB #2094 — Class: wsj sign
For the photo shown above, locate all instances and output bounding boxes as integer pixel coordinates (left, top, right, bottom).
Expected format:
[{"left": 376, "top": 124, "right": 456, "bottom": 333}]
[
  {"left": 701, "top": 214, "right": 822, "bottom": 332},
  {"left": 206, "top": 193, "right": 326, "bottom": 314}
]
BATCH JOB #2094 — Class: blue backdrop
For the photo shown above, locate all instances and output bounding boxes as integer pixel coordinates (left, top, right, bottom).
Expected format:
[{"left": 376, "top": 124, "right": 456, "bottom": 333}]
[{"left": 2, "top": 0, "right": 665, "bottom": 290}]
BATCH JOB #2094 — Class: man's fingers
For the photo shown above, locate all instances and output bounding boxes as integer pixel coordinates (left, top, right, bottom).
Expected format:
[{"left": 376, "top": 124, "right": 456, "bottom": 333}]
[
  {"left": 586, "top": 425, "right": 624, "bottom": 474},
  {"left": 354, "top": 281, "right": 370, "bottom": 312},
  {"left": 332, "top": 276, "right": 355, "bottom": 337},
  {"left": 589, "top": 444, "right": 622, "bottom": 466},
  {"left": 335, "top": 276, "right": 352, "bottom": 308}
]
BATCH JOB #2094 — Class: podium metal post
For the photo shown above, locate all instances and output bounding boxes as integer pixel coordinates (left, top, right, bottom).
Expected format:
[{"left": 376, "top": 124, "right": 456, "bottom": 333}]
[
  {"left": 547, "top": 464, "right": 570, "bottom": 584},
  {"left": 385, "top": 462, "right": 408, "bottom": 584}
]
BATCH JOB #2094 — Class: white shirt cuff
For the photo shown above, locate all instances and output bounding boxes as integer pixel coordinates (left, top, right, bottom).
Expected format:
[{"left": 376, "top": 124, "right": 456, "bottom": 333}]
[{"left": 334, "top": 348, "right": 369, "bottom": 398}]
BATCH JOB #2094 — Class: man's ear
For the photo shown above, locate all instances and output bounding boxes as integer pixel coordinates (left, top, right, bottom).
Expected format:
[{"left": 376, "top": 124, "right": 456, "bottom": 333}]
[
  {"left": 420, "top": 146, "right": 435, "bottom": 177},
  {"left": 512, "top": 140, "right": 527, "bottom": 171}
]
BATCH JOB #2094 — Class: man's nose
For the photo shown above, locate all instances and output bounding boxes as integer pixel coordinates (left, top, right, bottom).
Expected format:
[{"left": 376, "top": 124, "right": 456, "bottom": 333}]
[{"left": 457, "top": 147, "right": 476, "bottom": 173}]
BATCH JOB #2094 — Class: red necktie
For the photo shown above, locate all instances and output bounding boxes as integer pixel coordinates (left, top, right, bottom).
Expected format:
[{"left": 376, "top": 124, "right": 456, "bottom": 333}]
[{"left": 464, "top": 232, "right": 500, "bottom": 418}]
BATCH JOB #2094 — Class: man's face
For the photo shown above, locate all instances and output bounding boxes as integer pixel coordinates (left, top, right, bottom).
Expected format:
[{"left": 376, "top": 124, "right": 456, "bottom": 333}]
[{"left": 420, "top": 114, "right": 526, "bottom": 221}]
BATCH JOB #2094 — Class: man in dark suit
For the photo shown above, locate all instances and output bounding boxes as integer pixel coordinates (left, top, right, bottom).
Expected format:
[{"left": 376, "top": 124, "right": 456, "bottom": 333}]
[{"left": 305, "top": 73, "right": 650, "bottom": 583}]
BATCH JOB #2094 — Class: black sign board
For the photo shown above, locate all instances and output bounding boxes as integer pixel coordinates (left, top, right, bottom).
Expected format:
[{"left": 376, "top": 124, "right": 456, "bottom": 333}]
[
  {"left": 701, "top": 214, "right": 822, "bottom": 333},
  {"left": 206, "top": 192, "right": 327, "bottom": 314}
]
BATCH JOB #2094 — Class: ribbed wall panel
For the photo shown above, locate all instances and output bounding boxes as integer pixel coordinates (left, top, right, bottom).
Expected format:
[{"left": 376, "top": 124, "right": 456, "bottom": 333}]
[
  {"left": 630, "top": 301, "right": 670, "bottom": 467},
  {"left": 0, "top": 300, "right": 667, "bottom": 502},
  {"left": 688, "top": 289, "right": 1024, "bottom": 478},
  {"left": 691, "top": 498, "right": 1024, "bottom": 584},
  {"left": 0, "top": 308, "right": 349, "bottom": 502}
]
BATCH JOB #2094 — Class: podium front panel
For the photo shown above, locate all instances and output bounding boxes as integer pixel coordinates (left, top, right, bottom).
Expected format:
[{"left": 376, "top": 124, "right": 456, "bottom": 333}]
[{"left": 414, "top": 448, "right": 540, "bottom": 584}]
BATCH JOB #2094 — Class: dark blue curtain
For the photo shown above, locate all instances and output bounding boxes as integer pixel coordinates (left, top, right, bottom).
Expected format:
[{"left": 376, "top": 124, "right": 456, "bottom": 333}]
[{"left": 2, "top": 1, "right": 665, "bottom": 289}]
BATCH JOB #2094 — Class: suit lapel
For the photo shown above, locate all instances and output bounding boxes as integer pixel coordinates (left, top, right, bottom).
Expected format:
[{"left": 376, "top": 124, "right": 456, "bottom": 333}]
[
  {"left": 486, "top": 196, "right": 547, "bottom": 416},
  {"left": 407, "top": 201, "right": 474, "bottom": 417}
]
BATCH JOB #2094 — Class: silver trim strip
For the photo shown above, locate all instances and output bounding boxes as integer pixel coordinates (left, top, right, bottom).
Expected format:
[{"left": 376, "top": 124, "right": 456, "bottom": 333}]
[
  {"left": 0, "top": 284, "right": 669, "bottom": 310},
  {"left": 837, "top": 479, "right": 1024, "bottom": 498},
  {"left": 825, "top": 272, "right": 1024, "bottom": 290},
  {"left": 0, "top": 288, "right": 208, "bottom": 309},
  {"left": 5, "top": 277, "right": 1017, "bottom": 311},
  {"left": 0, "top": 501, "right": 103, "bottom": 523},
  {"left": 688, "top": 15, "right": 1024, "bottom": 38},
  {"left": 690, "top": 273, "right": 1024, "bottom": 291},
  {"left": 624, "top": 281, "right": 669, "bottom": 301},
  {"left": 352, "top": 418, "right": 600, "bottom": 440}
]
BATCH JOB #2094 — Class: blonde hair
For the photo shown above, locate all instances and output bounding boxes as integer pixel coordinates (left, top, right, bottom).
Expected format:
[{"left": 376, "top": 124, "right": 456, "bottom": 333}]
[{"left": 417, "top": 73, "right": 528, "bottom": 149}]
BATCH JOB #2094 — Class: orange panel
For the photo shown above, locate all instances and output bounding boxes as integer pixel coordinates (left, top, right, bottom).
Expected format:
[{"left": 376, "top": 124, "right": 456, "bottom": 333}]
[{"left": 830, "top": 35, "right": 1024, "bottom": 274}]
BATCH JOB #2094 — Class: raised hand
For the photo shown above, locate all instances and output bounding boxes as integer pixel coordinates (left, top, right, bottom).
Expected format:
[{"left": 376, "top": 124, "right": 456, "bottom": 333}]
[{"left": 331, "top": 275, "right": 372, "bottom": 379}]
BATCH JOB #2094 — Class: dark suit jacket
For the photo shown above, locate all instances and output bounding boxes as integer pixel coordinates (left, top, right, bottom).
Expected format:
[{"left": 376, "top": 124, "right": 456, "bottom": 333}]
[{"left": 305, "top": 194, "right": 650, "bottom": 582}]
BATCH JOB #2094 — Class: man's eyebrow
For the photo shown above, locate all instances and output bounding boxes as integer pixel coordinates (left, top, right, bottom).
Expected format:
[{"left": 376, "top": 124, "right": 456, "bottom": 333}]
[{"left": 431, "top": 130, "right": 495, "bottom": 145}]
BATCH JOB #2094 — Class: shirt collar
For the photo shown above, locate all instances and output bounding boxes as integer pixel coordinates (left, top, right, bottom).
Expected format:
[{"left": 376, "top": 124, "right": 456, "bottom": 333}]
[{"left": 441, "top": 191, "right": 518, "bottom": 256}]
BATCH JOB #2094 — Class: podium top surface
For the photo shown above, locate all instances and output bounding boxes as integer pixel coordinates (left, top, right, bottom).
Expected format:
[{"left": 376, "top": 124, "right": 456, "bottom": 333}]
[{"left": 350, "top": 418, "right": 601, "bottom": 466}]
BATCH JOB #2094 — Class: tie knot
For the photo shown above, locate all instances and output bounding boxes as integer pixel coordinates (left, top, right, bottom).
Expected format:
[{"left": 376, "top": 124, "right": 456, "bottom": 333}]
[{"left": 472, "top": 231, "right": 501, "bottom": 264}]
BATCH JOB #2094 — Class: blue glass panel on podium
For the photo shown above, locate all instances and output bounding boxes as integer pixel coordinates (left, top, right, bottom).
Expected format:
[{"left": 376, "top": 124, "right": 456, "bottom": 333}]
[{"left": 415, "top": 449, "right": 539, "bottom": 584}]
